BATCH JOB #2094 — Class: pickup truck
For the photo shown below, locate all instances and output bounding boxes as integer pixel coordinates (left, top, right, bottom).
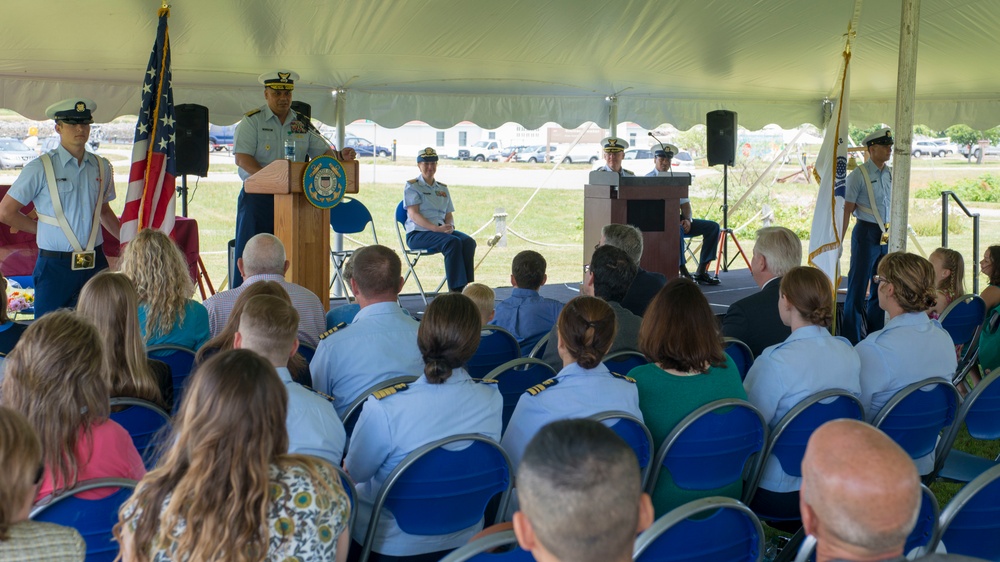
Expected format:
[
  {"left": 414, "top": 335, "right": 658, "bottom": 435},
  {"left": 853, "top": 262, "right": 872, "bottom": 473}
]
[
  {"left": 958, "top": 142, "right": 1000, "bottom": 160},
  {"left": 209, "top": 124, "right": 236, "bottom": 152},
  {"left": 455, "top": 140, "right": 504, "bottom": 161}
]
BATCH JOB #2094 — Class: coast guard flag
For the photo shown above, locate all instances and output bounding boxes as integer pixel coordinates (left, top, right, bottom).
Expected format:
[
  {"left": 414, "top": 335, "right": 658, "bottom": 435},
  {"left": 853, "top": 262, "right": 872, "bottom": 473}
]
[
  {"left": 808, "top": 55, "right": 851, "bottom": 288},
  {"left": 121, "top": 7, "right": 176, "bottom": 243}
]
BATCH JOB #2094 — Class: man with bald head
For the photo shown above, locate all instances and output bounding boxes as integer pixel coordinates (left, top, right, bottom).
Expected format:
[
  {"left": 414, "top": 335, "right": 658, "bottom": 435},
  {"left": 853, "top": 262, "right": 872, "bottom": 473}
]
[{"left": 800, "top": 420, "right": 982, "bottom": 562}]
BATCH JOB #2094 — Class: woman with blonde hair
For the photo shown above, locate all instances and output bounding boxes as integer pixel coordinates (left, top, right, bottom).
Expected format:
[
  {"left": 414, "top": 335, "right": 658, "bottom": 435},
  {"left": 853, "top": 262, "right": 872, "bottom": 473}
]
[
  {"left": 116, "top": 349, "right": 350, "bottom": 562},
  {"left": 119, "top": 228, "right": 209, "bottom": 351},
  {"left": 744, "top": 266, "right": 861, "bottom": 516},
  {"left": 77, "top": 271, "right": 171, "bottom": 409},
  {"left": 0, "top": 406, "right": 85, "bottom": 561},
  {"left": 1, "top": 311, "right": 145, "bottom": 501}
]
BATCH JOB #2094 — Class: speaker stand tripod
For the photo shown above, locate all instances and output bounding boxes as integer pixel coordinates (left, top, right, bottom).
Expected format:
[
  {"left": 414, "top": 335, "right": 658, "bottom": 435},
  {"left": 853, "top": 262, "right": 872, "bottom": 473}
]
[
  {"left": 715, "top": 164, "right": 753, "bottom": 275},
  {"left": 178, "top": 175, "right": 189, "bottom": 218}
]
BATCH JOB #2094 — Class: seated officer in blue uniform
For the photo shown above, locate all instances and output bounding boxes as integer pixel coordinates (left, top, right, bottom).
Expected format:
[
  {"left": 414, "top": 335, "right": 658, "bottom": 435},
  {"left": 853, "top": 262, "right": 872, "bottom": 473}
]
[
  {"left": 594, "top": 136, "right": 633, "bottom": 175},
  {"left": 0, "top": 98, "right": 120, "bottom": 317},
  {"left": 233, "top": 294, "right": 345, "bottom": 464},
  {"left": 404, "top": 147, "right": 477, "bottom": 293},
  {"left": 490, "top": 250, "right": 564, "bottom": 354},
  {"left": 501, "top": 295, "right": 643, "bottom": 471},
  {"left": 645, "top": 143, "right": 721, "bottom": 285},
  {"left": 232, "top": 69, "right": 356, "bottom": 288}
]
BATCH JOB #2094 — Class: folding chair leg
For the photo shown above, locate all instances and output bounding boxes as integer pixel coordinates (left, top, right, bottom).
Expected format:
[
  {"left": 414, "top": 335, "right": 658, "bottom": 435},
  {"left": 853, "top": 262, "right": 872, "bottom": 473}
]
[{"left": 403, "top": 256, "right": 429, "bottom": 305}]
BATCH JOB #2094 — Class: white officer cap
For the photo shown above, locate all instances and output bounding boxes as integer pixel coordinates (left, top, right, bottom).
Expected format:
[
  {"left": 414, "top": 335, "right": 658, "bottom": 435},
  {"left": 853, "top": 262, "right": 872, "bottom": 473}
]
[
  {"left": 654, "top": 143, "right": 679, "bottom": 158},
  {"left": 258, "top": 70, "right": 299, "bottom": 90},
  {"left": 863, "top": 128, "right": 893, "bottom": 147},
  {"left": 45, "top": 98, "right": 96, "bottom": 124},
  {"left": 601, "top": 137, "right": 628, "bottom": 153}
]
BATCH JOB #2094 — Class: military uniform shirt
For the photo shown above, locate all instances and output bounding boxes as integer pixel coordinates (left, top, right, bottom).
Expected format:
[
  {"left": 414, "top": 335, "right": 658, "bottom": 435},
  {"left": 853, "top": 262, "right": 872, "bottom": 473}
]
[
  {"left": 647, "top": 169, "right": 690, "bottom": 204},
  {"left": 403, "top": 176, "right": 454, "bottom": 233},
  {"left": 276, "top": 366, "right": 347, "bottom": 465},
  {"left": 8, "top": 145, "right": 115, "bottom": 252},
  {"left": 845, "top": 158, "right": 892, "bottom": 225},
  {"left": 233, "top": 105, "right": 329, "bottom": 181},
  {"left": 596, "top": 164, "right": 634, "bottom": 177}
]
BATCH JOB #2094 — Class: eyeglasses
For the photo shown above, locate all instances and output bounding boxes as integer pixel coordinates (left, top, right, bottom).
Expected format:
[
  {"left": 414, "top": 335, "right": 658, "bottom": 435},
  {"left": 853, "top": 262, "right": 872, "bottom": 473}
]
[
  {"left": 872, "top": 274, "right": 888, "bottom": 285},
  {"left": 584, "top": 264, "right": 591, "bottom": 273}
]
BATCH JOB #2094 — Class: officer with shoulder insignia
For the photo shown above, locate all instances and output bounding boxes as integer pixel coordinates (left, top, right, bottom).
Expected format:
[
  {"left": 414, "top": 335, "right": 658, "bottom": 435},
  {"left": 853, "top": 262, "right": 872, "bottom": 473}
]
[
  {"left": 501, "top": 295, "right": 643, "bottom": 472},
  {"left": 403, "top": 147, "right": 477, "bottom": 293},
  {"left": 841, "top": 127, "right": 893, "bottom": 344},
  {"left": 345, "top": 294, "right": 502, "bottom": 558},
  {"left": 594, "top": 136, "right": 634, "bottom": 176},
  {"left": 231, "top": 69, "right": 357, "bottom": 288},
  {"left": 0, "top": 98, "right": 119, "bottom": 317}
]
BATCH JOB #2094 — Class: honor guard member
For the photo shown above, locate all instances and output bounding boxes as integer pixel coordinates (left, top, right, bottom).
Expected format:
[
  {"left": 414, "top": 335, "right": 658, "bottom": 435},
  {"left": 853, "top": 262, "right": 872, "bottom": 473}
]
[
  {"left": 231, "top": 70, "right": 356, "bottom": 287},
  {"left": 841, "top": 128, "right": 893, "bottom": 344},
  {"left": 595, "top": 136, "right": 633, "bottom": 176},
  {"left": 646, "top": 143, "right": 721, "bottom": 284},
  {"left": 0, "top": 98, "right": 119, "bottom": 317}
]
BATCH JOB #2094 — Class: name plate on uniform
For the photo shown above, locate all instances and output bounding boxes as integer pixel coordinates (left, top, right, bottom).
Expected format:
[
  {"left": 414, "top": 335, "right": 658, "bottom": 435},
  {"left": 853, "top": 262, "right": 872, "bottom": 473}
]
[{"left": 72, "top": 251, "right": 96, "bottom": 270}]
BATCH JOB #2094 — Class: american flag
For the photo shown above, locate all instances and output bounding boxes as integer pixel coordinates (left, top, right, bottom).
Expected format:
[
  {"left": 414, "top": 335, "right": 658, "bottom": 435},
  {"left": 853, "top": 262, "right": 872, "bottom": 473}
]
[{"left": 120, "top": 7, "right": 176, "bottom": 243}]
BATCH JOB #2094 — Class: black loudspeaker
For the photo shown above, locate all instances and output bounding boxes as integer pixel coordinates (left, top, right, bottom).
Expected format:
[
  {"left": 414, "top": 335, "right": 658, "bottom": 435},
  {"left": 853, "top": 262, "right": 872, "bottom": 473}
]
[
  {"left": 706, "top": 110, "right": 737, "bottom": 166},
  {"left": 291, "top": 101, "right": 311, "bottom": 121},
  {"left": 175, "top": 104, "right": 209, "bottom": 177}
]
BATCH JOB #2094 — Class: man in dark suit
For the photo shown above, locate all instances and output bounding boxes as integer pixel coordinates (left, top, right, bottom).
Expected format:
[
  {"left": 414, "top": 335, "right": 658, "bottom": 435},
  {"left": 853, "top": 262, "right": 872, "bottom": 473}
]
[
  {"left": 599, "top": 223, "right": 664, "bottom": 317},
  {"left": 722, "top": 226, "right": 801, "bottom": 357}
]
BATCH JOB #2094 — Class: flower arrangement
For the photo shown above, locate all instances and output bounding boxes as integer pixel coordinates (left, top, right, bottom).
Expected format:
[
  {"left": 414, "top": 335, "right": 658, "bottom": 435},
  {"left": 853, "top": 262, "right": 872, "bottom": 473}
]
[{"left": 6, "top": 286, "right": 34, "bottom": 314}]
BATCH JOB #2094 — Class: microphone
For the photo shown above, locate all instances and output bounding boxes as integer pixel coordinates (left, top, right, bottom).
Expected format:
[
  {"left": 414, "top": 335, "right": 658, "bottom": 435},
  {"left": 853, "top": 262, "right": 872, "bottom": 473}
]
[
  {"left": 647, "top": 131, "right": 673, "bottom": 176},
  {"left": 295, "top": 112, "right": 346, "bottom": 159}
]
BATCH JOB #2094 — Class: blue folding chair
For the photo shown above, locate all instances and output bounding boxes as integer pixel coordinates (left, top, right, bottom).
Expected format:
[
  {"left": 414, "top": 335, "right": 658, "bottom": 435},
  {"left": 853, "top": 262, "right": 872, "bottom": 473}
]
[
  {"left": 938, "top": 294, "right": 987, "bottom": 386},
  {"left": 749, "top": 390, "right": 864, "bottom": 523},
  {"left": 633, "top": 497, "right": 764, "bottom": 562},
  {"left": 929, "top": 463, "right": 1000, "bottom": 560},
  {"left": 527, "top": 331, "right": 550, "bottom": 359},
  {"left": 872, "top": 378, "right": 959, "bottom": 478},
  {"left": 648, "top": 399, "right": 767, "bottom": 506},
  {"left": 723, "top": 338, "right": 755, "bottom": 381},
  {"left": 590, "top": 411, "right": 654, "bottom": 485},
  {"left": 330, "top": 197, "right": 378, "bottom": 297},
  {"left": 394, "top": 200, "right": 447, "bottom": 305},
  {"left": 358, "top": 434, "right": 514, "bottom": 562},
  {"left": 439, "top": 530, "right": 533, "bottom": 562},
  {"left": 484, "top": 358, "right": 557, "bottom": 432},
  {"left": 146, "top": 344, "right": 197, "bottom": 409},
  {"left": 340, "top": 376, "right": 419, "bottom": 443},
  {"left": 30, "top": 478, "right": 139, "bottom": 562},
  {"left": 298, "top": 342, "right": 317, "bottom": 364},
  {"left": 935, "top": 369, "right": 1000, "bottom": 483},
  {"left": 467, "top": 327, "right": 521, "bottom": 378},
  {"left": 330, "top": 463, "right": 358, "bottom": 533},
  {"left": 603, "top": 350, "right": 648, "bottom": 376},
  {"left": 109, "top": 397, "right": 171, "bottom": 469}
]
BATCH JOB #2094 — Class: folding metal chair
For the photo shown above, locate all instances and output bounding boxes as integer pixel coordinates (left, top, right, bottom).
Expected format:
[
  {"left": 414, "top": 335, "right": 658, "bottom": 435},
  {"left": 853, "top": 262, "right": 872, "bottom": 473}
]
[
  {"left": 358, "top": 434, "right": 514, "bottom": 562},
  {"left": 109, "top": 397, "right": 171, "bottom": 469},
  {"left": 872, "top": 378, "right": 959, "bottom": 478},
  {"left": 928, "top": 463, "right": 1000, "bottom": 560},
  {"left": 467, "top": 327, "right": 521, "bottom": 378},
  {"left": 394, "top": 200, "right": 447, "bottom": 305},
  {"left": 438, "top": 530, "right": 533, "bottom": 562},
  {"left": 603, "top": 350, "right": 648, "bottom": 376},
  {"left": 938, "top": 294, "right": 987, "bottom": 387},
  {"left": 527, "top": 331, "right": 550, "bottom": 359},
  {"left": 590, "top": 411, "right": 654, "bottom": 486},
  {"left": 340, "top": 375, "right": 420, "bottom": 441},
  {"left": 723, "top": 337, "right": 755, "bottom": 381},
  {"left": 329, "top": 197, "right": 378, "bottom": 299},
  {"left": 933, "top": 369, "right": 1000, "bottom": 483},
  {"left": 31, "top": 478, "right": 139, "bottom": 562},
  {"left": 633, "top": 497, "right": 764, "bottom": 562},
  {"left": 330, "top": 463, "right": 358, "bottom": 533},
  {"left": 484, "top": 358, "right": 557, "bottom": 433},
  {"left": 298, "top": 342, "right": 317, "bottom": 364},
  {"left": 146, "top": 344, "right": 197, "bottom": 410}
]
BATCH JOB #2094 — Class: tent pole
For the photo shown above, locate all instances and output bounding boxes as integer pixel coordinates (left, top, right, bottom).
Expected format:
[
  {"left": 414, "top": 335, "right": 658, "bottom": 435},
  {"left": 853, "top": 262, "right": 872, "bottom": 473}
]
[
  {"left": 607, "top": 96, "right": 618, "bottom": 139},
  {"left": 332, "top": 89, "right": 347, "bottom": 298},
  {"left": 889, "top": 0, "right": 920, "bottom": 253}
]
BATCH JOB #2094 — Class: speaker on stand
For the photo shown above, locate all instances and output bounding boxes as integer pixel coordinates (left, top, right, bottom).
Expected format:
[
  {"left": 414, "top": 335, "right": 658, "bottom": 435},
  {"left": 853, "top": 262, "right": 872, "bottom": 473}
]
[
  {"left": 174, "top": 103, "right": 210, "bottom": 218},
  {"left": 705, "top": 110, "right": 751, "bottom": 274}
]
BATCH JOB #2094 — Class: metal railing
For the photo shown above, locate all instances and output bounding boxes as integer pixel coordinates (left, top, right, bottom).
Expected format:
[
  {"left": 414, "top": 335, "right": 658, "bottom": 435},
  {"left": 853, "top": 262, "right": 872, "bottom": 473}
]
[{"left": 941, "top": 191, "right": 981, "bottom": 294}]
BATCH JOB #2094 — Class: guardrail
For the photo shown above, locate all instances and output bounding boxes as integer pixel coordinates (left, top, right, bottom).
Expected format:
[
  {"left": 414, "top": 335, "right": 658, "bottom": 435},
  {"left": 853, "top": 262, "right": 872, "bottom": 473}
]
[{"left": 941, "top": 191, "right": 981, "bottom": 294}]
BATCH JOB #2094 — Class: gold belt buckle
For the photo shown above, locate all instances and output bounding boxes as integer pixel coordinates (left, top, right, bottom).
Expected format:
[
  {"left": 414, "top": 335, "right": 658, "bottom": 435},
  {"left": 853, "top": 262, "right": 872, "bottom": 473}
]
[
  {"left": 880, "top": 222, "right": 890, "bottom": 245},
  {"left": 71, "top": 251, "right": 96, "bottom": 270}
]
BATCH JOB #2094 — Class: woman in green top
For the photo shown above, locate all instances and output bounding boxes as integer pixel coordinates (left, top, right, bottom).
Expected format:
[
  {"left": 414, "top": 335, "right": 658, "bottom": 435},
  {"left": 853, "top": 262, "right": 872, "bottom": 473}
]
[
  {"left": 979, "top": 245, "right": 1000, "bottom": 376},
  {"left": 629, "top": 278, "right": 746, "bottom": 516}
]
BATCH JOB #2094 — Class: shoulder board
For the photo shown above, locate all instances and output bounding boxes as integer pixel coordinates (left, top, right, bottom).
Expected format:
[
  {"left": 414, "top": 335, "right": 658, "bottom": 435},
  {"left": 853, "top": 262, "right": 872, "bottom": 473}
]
[
  {"left": 304, "top": 386, "right": 336, "bottom": 403},
  {"left": 406, "top": 178, "right": 418, "bottom": 184},
  {"left": 437, "top": 182, "right": 447, "bottom": 187},
  {"left": 319, "top": 322, "right": 348, "bottom": 340},
  {"left": 610, "top": 372, "right": 637, "bottom": 383},
  {"left": 373, "top": 383, "right": 409, "bottom": 400},
  {"left": 526, "top": 378, "right": 558, "bottom": 396},
  {"left": 623, "top": 168, "right": 633, "bottom": 176},
  {"left": 244, "top": 108, "right": 262, "bottom": 117},
  {"left": 477, "top": 378, "right": 499, "bottom": 385}
]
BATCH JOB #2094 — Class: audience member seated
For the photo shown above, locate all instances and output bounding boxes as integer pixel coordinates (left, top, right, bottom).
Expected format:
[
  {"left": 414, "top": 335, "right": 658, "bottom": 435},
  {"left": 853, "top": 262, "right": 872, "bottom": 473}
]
[
  {"left": 312, "top": 245, "right": 423, "bottom": 418},
  {"left": 463, "top": 283, "right": 497, "bottom": 325},
  {"left": 77, "top": 271, "right": 171, "bottom": 410},
  {"left": 801, "top": 419, "right": 984, "bottom": 562},
  {"left": 927, "top": 247, "right": 965, "bottom": 319},
  {"left": 503, "top": 295, "right": 643, "bottom": 470},
  {"left": 630, "top": 278, "right": 746, "bottom": 516},
  {"left": 120, "top": 229, "right": 209, "bottom": 351},
  {"left": 540, "top": 245, "right": 641, "bottom": 371},
  {"left": 513, "top": 419, "right": 653, "bottom": 562},
  {"left": 1, "top": 311, "right": 144, "bottom": 501},
  {"left": 490, "top": 250, "right": 563, "bottom": 352},
  {"left": 744, "top": 266, "right": 861, "bottom": 516},
  {"left": 203, "top": 233, "right": 325, "bottom": 347},
  {"left": 116, "top": 349, "right": 351, "bottom": 562},
  {"left": 858, "top": 252, "right": 957, "bottom": 474},
  {"left": 722, "top": 226, "right": 802, "bottom": 357},
  {"left": 328, "top": 254, "right": 361, "bottom": 328},
  {"left": 0, "top": 277, "right": 27, "bottom": 358},
  {"left": 234, "top": 295, "right": 346, "bottom": 464},
  {"left": 599, "top": 223, "right": 665, "bottom": 316},
  {"left": 345, "top": 293, "right": 502, "bottom": 561},
  {"left": 0, "top": 406, "right": 85, "bottom": 562},
  {"left": 978, "top": 245, "right": 1000, "bottom": 376}
]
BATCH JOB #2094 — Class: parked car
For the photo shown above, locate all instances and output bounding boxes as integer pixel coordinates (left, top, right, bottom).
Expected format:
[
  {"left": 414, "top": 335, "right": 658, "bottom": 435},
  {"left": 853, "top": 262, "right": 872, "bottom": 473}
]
[
  {"left": 209, "top": 124, "right": 236, "bottom": 151},
  {"left": 911, "top": 140, "right": 947, "bottom": 158},
  {"left": 958, "top": 142, "right": 1000, "bottom": 160},
  {"left": 555, "top": 143, "right": 601, "bottom": 164},
  {"left": 616, "top": 147, "right": 695, "bottom": 174},
  {"left": 517, "top": 145, "right": 558, "bottom": 163},
  {"left": 0, "top": 138, "right": 37, "bottom": 169},
  {"left": 343, "top": 135, "right": 391, "bottom": 157},
  {"left": 931, "top": 138, "right": 958, "bottom": 155},
  {"left": 463, "top": 140, "right": 505, "bottom": 162},
  {"left": 38, "top": 135, "right": 99, "bottom": 155}
]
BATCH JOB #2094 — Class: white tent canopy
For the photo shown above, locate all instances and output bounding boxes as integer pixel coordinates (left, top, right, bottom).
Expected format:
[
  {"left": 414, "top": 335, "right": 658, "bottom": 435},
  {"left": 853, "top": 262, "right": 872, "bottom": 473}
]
[{"left": 2, "top": 0, "right": 998, "bottom": 130}]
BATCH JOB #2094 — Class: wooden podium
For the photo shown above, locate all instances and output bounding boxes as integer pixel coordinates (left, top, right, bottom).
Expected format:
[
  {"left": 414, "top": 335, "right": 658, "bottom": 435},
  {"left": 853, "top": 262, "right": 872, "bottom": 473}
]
[
  {"left": 583, "top": 172, "right": 690, "bottom": 280},
  {"left": 245, "top": 159, "right": 359, "bottom": 311}
]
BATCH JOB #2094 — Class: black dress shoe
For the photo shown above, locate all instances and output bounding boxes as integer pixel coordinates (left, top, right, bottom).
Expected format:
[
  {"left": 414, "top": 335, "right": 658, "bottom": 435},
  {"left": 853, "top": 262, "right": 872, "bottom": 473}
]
[
  {"left": 694, "top": 272, "right": 721, "bottom": 285},
  {"left": 679, "top": 264, "right": 694, "bottom": 279}
]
